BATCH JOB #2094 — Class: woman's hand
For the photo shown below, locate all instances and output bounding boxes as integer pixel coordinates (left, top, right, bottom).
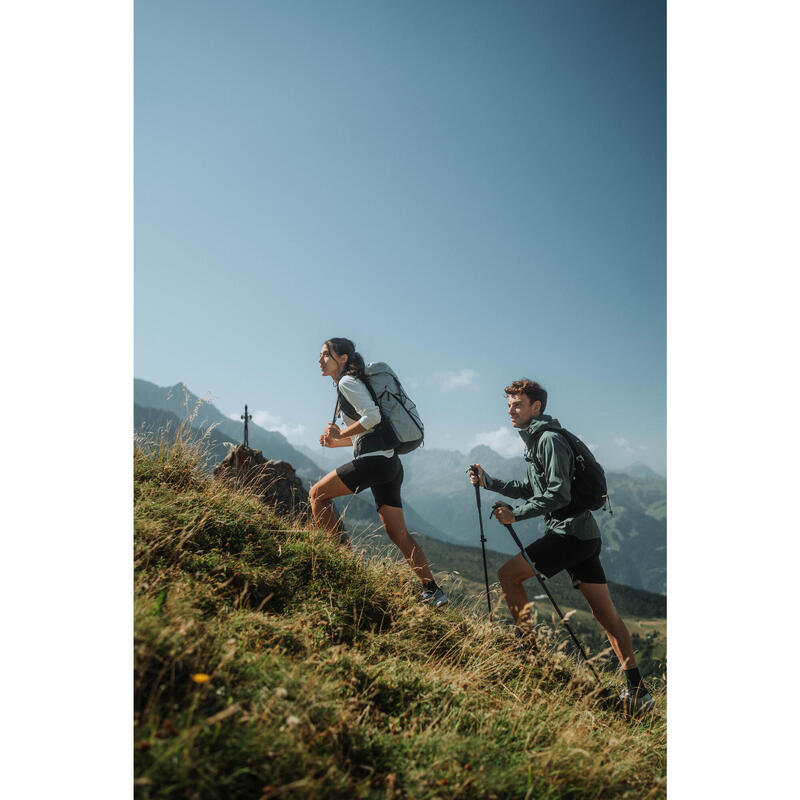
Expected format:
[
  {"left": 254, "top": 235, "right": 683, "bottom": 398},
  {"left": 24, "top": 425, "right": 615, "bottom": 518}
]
[{"left": 320, "top": 423, "right": 342, "bottom": 448}]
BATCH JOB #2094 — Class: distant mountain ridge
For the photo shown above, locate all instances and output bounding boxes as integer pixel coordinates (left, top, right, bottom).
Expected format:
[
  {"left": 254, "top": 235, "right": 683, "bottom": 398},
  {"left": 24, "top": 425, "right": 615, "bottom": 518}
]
[
  {"left": 134, "top": 379, "right": 666, "bottom": 594},
  {"left": 400, "top": 445, "right": 667, "bottom": 594},
  {"left": 133, "top": 381, "right": 461, "bottom": 548},
  {"left": 134, "top": 379, "right": 322, "bottom": 481}
]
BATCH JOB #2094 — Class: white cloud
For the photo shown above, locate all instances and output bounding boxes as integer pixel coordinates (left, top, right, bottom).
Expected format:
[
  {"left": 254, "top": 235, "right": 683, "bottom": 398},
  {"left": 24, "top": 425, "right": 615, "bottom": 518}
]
[
  {"left": 613, "top": 436, "right": 636, "bottom": 456},
  {"left": 574, "top": 432, "right": 598, "bottom": 453},
  {"left": 437, "top": 369, "right": 478, "bottom": 392},
  {"left": 469, "top": 427, "right": 524, "bottom": 458},
  {"left": 228, "top": 409, "right": 306, "bottom": 441}
]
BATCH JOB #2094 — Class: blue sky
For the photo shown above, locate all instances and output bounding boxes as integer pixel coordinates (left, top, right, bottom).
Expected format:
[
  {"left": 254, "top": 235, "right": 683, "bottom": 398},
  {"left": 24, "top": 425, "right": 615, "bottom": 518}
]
[{"left": 135, "top": 0, "right": 665, "bottom": 472}]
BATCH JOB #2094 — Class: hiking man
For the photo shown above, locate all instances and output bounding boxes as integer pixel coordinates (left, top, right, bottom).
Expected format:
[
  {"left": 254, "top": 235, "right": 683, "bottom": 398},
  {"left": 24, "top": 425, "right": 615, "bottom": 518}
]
[{"left": 469, "top": 379, "right": 653, "bottom": 711}]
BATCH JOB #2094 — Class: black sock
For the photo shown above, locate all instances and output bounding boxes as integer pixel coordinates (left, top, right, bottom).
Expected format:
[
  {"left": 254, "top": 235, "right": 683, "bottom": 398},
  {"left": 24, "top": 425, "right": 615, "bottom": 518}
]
[
  {"left": 423, "top": 580, "right": 438, "bottom": 594},
  {"left": 625, "top": 667, "right": 644, "bottom": 690}
]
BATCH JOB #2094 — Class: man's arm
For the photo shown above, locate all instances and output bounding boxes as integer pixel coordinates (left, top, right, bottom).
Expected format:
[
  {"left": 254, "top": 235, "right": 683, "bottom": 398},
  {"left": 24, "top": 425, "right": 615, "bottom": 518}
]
[
  {"left": 508, "top": 432, "right": 573, "bottom": 521},
  {"left": 480, "top": 469, "right": 534, "bottom": 500}
]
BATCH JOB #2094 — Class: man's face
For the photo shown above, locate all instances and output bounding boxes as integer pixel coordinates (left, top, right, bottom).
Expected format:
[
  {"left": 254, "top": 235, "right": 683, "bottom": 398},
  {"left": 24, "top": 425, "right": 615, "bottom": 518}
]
[{"left": 507, "top": 393, "right": 541, "bottom": 428}]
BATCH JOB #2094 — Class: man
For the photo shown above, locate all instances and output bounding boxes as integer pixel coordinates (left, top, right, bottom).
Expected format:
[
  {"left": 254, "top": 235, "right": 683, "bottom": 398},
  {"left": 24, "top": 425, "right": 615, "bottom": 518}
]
[{"left": 469, "top": 379, "right": 654, "bottom": 712}]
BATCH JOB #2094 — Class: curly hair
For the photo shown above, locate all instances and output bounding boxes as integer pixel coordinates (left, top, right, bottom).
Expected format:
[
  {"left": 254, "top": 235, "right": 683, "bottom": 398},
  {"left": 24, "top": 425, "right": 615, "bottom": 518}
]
[
  {"left": 325, "top": 338, "right": 367, "bottom": 383},
  {"left": 504, "top": 378, "right": 547, "bottom": 412}
]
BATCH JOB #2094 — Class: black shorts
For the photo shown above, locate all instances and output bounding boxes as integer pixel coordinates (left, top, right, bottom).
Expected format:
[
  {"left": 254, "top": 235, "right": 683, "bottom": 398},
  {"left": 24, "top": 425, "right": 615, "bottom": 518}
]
[
  {"left": 336, "top": 454, "right": 403, "bottom": 510},
  {"left": 524, "top": 533, "right": 606, "bottom": 588}
]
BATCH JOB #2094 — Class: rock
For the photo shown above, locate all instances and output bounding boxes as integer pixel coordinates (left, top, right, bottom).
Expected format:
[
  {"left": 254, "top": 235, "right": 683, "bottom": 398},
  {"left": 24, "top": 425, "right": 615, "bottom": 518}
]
[{"left": 213, "top": 444, "right": 311, "bottom": 521}]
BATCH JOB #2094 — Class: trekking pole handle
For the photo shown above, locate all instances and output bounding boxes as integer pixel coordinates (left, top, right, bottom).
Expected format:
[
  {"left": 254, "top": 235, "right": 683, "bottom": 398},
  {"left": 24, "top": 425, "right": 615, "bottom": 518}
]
[
  {"left": 489, "top": 500, "right": 513, "bottom": 520},
  {"left": 466, "top": 467, "right": 486, "bottom": 538}
]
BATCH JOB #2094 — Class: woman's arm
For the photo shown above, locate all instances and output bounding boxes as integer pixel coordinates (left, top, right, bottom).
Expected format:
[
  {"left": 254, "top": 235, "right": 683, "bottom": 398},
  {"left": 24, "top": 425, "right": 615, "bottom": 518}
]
[
  {"left": 337, "top": 376, "right": 381, "bottom": 432},
  {"left": 320, "top": 425, "right": 354, "bottom": 448},
  {"left": 323, "top": 422, "right": 360, "bottom": 445},
  {"left": 321, "top": 376, "right": 379, "bottom": 448}
]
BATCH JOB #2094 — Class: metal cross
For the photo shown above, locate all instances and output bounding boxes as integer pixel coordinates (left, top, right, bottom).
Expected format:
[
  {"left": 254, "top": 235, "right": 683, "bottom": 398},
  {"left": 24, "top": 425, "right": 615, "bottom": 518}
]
[{"left": 241, "top": 404, "right": 252, "bottom": 448}]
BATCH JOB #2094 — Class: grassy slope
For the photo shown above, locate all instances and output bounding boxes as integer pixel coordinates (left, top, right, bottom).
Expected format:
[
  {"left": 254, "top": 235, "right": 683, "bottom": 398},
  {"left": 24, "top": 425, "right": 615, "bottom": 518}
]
[
  {"left": 348, "top": 532, "right": 667, "bottom": 678},
  {"left": 134, "top": 441, "right": 666, "bottom": 800},
  {"left": 345, "top": 523, "right": 666, "bottom": 678}
]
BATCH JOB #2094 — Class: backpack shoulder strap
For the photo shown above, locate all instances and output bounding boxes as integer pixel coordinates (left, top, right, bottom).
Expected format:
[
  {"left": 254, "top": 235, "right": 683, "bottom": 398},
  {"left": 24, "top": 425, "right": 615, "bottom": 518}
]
[
  {"left": 530, "top": 427, "right": 574, "bottom": 473},
  {"left": 361, "top": 374, "right": 380, "bottom": 406},
  {"left": 334, "top": 375, "right": 382, "bottom": 424}
]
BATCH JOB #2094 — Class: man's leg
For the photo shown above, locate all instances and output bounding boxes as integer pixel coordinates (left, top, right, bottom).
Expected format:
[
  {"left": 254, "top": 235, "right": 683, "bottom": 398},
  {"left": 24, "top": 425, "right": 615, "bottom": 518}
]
[
  {"left": 579, "top": 582, "right": 654, "bottom": 709},
  {"left": 498, "top": 552, "right": 536, "bottom": 626},
  {"left": 577, "top": 581, "right": 636, "bottom": 669},
  {"left": 308, "top": 471, "right": 353, "bottom": 535}
]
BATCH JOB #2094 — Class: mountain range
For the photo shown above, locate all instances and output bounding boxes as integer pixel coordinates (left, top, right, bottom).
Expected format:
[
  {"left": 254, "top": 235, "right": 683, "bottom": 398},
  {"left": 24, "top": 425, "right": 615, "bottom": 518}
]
[{"left": 134, "top": 378, "right": 666, "bottom": 594}]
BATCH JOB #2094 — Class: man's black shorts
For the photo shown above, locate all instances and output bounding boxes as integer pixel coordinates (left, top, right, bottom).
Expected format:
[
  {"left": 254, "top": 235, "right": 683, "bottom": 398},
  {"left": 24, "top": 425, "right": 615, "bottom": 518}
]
[
  {"left": 524, "top": 532, "right": 606, "bottom": 588},
  {"left": 336, "top": 454, "right": 403, "bottom": 510}
]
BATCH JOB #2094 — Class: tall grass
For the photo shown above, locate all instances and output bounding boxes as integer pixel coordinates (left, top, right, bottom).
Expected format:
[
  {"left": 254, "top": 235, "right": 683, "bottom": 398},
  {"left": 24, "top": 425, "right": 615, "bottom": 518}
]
[{"left": 134, "top": 432, "right": 666, "bottom": 799}]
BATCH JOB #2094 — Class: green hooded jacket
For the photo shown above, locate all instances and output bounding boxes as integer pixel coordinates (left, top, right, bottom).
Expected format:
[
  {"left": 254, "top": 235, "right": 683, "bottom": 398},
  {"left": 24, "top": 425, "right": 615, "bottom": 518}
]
[{"left": 481, "top": 414, "right": 601, "bottom": 542}]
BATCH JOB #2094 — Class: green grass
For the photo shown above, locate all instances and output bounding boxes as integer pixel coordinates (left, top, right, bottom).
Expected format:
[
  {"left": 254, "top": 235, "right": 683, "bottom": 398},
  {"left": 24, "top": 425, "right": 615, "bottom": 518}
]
[
  {"left": 134, "top": 435, "right": 666, "bottom": 799},
  {"left": 346, "top": 528, "right": 667, "bottom": 678}
]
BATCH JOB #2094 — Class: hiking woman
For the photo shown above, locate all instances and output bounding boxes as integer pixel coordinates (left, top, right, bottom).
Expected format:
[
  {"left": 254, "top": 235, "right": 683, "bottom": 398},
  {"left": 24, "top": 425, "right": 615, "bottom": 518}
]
[{"left": 309, "top": 338, "right": 448, "bottom": 607}]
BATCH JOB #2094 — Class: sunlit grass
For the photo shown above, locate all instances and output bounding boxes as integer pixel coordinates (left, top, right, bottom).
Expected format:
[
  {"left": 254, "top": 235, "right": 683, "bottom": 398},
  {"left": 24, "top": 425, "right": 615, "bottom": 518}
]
[{"left": 134, "top": 432, "right": 666, "bottom": 799}]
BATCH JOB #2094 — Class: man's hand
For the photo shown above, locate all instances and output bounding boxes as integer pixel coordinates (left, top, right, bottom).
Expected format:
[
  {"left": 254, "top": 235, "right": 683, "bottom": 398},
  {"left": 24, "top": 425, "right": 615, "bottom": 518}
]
[
  {"left": 492, "top": 503, "right": 515, "bottom": 525},
  {"left": 468, "top": 463, "right": 486, "bottom": 488}
]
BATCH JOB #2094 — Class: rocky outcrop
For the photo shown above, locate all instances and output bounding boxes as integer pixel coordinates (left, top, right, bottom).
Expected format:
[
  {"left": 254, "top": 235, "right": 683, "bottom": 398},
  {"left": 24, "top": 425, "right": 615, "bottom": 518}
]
[{"left": 213, "top": 444, "right": 311, "bottom": 521}]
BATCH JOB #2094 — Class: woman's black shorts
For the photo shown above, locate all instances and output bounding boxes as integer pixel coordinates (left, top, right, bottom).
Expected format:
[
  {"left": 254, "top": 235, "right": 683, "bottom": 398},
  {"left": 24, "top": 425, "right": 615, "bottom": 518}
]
[
  {"left": 524, "top": 532, "right": 606, "bottom": 588},
  {"left": 336, "top": 454, "right": 403, "bottom": 510}
]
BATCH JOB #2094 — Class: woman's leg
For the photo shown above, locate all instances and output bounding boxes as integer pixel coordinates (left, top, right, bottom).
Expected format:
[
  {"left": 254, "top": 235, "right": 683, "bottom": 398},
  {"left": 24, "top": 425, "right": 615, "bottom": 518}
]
[
  {"left": 308, "top": 470, "right": 353, "bottom": 535},
  {"left": 377, "top": 504, "right": 435, "bottom": 584}
]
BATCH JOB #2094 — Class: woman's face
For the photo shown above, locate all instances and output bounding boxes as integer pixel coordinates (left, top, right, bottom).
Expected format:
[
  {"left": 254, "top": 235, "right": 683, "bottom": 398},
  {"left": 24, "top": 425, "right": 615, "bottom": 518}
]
[{"left": 319, "top": 343, "right": 348, "bottom": 379}]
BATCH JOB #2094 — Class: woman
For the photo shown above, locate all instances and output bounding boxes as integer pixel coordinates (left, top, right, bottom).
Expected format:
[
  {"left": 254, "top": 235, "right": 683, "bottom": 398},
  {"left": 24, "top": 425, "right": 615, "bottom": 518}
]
[{"left": 309, "top": 337, "right": 448, "bottom": 608}]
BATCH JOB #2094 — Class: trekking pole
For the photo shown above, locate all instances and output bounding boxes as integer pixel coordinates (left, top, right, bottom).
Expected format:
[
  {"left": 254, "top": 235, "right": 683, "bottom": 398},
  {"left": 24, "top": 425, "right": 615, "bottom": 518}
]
[
  {"left": 467, "top": 466, "right": 492, "bottom": 617},
  {"left": 490, "top": 502, "right": 601, "bottom": 684}
]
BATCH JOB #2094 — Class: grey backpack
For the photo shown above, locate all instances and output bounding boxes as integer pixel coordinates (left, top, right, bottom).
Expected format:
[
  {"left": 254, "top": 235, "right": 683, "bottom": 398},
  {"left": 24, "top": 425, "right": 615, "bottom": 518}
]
[{"left": 363, "top": 362, "right": 424, "bottom": 454}]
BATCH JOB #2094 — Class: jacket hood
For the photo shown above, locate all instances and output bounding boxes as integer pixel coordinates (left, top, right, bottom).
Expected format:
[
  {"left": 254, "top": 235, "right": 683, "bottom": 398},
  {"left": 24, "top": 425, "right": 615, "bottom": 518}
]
[{"left": 517, "top": 414, "right": 562, "bottom": 447}]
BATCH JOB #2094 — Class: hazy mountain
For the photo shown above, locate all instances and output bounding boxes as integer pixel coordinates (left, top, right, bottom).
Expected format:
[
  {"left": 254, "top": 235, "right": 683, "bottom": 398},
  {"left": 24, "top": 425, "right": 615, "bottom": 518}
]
[
  {"left": 133, "top": 381, "right": 460, "bottom": 547},
  {"left": 296, "top": 444, "right": 342, "bottom": 472},
  {"left": 134, "top": 379, "right": 323, "bottom": 481},
  {"left": 135, "top": 404, "right": 246, "bottom": 467},
  {"left": 624, "top": 461, "right": 664, "bottom": 479},
  {"left": 134, "top": 379, "right": 665, "bottom": 594},
  {"left": 401, "top": 445, "right": 667, "bottom": 594}
]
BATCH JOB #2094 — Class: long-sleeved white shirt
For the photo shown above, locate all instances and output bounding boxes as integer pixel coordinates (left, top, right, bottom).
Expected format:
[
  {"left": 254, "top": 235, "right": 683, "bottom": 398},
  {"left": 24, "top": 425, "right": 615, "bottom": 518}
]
[{"left": 337, "top": 374, "right": 394, "bottom": 458}]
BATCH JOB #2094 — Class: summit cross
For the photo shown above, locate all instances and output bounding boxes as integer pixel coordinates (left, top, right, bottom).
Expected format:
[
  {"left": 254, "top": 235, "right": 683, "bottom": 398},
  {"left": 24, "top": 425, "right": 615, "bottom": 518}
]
[{"left": 241, "top": 404, "right": 252, "bottom": 448}]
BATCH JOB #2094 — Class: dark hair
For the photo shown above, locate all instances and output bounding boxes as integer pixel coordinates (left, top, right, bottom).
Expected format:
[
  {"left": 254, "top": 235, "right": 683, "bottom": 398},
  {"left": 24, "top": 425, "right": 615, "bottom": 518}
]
[
  {"left": 325, "top": 338, "right": 367, "bottom": 382},
  {"left": 504, "top": 378, "right": 547, "bottom": 413}
]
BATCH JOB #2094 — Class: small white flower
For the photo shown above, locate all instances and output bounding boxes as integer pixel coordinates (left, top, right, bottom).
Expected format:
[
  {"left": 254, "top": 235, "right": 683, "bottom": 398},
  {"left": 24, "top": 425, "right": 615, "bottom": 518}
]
[
  {"left": 275, "top": 687, "right": 288, "bottom": 698},
  {"left": 286, "top": 715, "right": 300, "bottom": 727}
]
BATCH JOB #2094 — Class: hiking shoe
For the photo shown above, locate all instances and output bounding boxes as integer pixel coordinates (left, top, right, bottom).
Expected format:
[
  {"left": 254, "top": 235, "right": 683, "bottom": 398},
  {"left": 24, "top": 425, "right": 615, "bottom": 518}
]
[
  {"left": 619, "top": 686, "right": 655, "bottom": 713},
  {"left": 421, "top": 587, "right": 449, "bottom": 608}
]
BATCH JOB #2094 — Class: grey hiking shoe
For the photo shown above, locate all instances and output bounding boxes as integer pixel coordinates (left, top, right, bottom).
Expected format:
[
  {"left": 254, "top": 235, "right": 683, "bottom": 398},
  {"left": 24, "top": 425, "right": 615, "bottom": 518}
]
[
  {"left": 421, "top": 587, "right": 449, "bottom": 608},
  {"left": 619, "top": 686, "right": 655, "bottom": 713}
]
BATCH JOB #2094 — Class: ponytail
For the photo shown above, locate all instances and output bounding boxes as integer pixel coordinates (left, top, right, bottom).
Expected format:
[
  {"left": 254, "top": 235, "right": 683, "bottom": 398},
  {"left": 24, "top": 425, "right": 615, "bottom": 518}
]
[{"left": 325, "top": 338, "right": 367, "bottom": 383}]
